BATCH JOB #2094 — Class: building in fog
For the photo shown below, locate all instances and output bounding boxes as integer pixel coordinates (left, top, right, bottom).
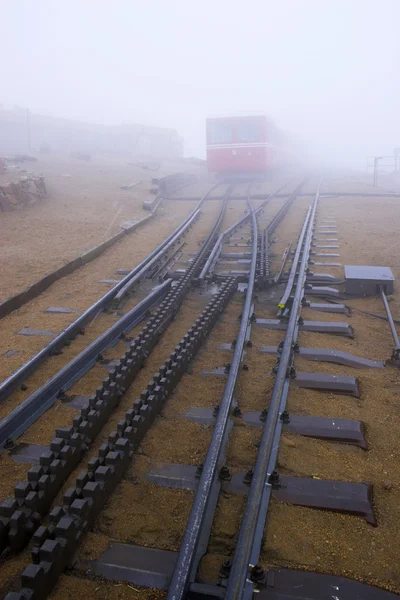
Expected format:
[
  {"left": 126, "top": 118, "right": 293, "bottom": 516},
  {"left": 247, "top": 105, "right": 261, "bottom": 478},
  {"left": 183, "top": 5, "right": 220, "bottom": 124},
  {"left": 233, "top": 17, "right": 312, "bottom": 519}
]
[{"left": 0, "top": 107, "right": 183, "bottom": 159}]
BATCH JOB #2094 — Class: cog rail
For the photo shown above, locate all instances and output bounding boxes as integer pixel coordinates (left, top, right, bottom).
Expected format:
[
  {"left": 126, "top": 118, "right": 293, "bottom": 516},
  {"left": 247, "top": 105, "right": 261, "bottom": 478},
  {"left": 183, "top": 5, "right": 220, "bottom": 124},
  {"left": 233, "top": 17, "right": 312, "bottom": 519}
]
[{"left": 0, "top": 185, "right": 220, "bottom": 404}]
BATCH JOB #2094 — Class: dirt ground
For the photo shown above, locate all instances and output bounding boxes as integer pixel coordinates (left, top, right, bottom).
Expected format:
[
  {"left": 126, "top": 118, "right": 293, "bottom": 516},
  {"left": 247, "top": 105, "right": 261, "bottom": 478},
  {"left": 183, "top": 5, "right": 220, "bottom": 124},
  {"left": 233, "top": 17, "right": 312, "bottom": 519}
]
[{"left": 0, "top": 153, "right": 207, "bottom": 299}]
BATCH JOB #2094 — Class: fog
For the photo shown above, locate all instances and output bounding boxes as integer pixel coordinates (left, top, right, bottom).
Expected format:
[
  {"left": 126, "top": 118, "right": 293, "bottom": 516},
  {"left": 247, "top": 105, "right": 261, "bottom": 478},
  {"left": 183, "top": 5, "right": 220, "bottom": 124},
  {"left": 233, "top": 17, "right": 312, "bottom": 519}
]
[{"left": 1, "top": 0, "right": 399, "bottom": 168}]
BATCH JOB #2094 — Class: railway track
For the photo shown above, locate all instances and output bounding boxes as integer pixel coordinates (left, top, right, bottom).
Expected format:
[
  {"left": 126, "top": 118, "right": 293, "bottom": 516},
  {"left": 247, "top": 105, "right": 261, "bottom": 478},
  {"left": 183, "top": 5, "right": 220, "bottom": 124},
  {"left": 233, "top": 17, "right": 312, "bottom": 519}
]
[
  {"left": 0, "top": 181, "right": 285, "bottom": 455},
  {"left": 0, "top": 181, "right": 291, "bottom": 595},
  {"left": 0, "top": 188, "right": 215, "bottom": 404},
  {"left": 0, "top": 182, "right": 289, "bottom": 597},
  {"left": 2, "top": 179, "right": 400, "bottom": 599},
  {"left": 0, "top": 185, "right": 230, "bottom": 546}
]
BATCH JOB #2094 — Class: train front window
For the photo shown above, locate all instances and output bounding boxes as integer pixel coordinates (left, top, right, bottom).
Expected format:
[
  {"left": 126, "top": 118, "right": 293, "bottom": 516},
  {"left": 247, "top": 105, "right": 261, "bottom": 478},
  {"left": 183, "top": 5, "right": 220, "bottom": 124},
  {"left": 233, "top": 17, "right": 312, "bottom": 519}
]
[
  {"left": 236, "top": 120, "right": 261, "bottom": 142},
  {"left": 210, "top": 122, "right": 233, "bottom": 144}
]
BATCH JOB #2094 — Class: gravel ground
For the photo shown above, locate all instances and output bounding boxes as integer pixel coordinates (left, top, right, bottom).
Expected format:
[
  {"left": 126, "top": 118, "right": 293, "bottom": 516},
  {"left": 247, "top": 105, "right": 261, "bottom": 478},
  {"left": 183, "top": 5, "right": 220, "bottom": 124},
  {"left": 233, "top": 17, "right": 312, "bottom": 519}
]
[
  {"left": 260, "top": 193, "right": 400, "bottom": 594},
  {"left": 0, "top": 154, "right": 207, "bottom": 299}
]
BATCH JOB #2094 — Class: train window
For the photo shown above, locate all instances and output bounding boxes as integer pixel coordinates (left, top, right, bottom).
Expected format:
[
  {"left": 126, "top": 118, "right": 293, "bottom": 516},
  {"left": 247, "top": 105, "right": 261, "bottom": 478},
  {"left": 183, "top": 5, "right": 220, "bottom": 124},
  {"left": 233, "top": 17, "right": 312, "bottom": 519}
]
[
  {"left": 236, "top": 120, "right": 261, "bottom": 142},
  {"left": 210, "top": 122, "right": 233, "bottom": 143}
]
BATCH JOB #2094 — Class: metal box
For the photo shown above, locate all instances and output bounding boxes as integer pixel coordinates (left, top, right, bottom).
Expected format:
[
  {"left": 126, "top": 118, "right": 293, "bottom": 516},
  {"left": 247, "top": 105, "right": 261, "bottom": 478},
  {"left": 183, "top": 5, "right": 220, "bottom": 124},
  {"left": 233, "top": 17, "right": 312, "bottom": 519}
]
[{"left": 344, "top": 265, "right": 394, "bottom": 296}]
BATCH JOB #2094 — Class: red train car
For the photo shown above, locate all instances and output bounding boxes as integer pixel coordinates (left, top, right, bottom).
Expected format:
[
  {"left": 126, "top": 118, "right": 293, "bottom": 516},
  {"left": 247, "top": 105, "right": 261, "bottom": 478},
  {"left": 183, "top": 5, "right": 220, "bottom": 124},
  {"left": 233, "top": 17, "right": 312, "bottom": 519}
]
[{"left": 206, "top": 114, "right": 286, "bottom": 177}]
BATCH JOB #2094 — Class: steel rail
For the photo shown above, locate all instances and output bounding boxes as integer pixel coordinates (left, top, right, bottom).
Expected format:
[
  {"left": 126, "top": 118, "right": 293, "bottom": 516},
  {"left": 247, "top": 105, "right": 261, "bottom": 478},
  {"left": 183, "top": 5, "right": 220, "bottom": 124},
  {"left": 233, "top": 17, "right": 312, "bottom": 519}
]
[
  {"left": 0, "top": 188, "right": 230, "bottom": 451},
  {"left": 265, "top": 180, "right": 305, "bottom": 236},
  {"left": 3, "top": 279, "right": 239, "bottom": 600},
  {"left": 167, "top": 182, "right": 303, "bottom": 599},
  {"left": 277, "top": 208, "right": 311, "bottom": 313},
  {"left": 225, "top": 179, "right": 322, "bottom": 600},
  {"left": 198, "top": 183, "right": 252, "bottom": 280},
  {"left": 0, "top": 280, "right": 172, "bottom": 451},
  {"left": 198, "top": 214, "right": 247, "bottom": 281},
  {"left": 170, "top": 191, "right": 400, "bottom": 201},
  {"left": 277, "top": 208, "right": 311, "bottom": 311},
  {"left": 166, "top": 190, "right": 258, "bottom": 600},
  {"left": 112, "top": 206, "right": 202, "bottom": 305},
  {"left": 198, "top": 181, "right": 290, "bottom": 280},
  {"left": 0, "top": 192, "right": 231, "bottom": 563},
  {"left": 0, "top": 185, "right": 220, "bottom": 404},
  {"left": 254, "top": 180, "right": 305, "bottom": 287},
  {"left": 152, "top": 241, "right": 185, "bottom": 280},
  {"left": 274, "top": 242, "right": 292, "bottom": 283},
  {"left": 194, "top": 185, "right": 233, "bottom": 276},
  {"left": 380, "top": 285, "right": 400, "bottom": 359}
]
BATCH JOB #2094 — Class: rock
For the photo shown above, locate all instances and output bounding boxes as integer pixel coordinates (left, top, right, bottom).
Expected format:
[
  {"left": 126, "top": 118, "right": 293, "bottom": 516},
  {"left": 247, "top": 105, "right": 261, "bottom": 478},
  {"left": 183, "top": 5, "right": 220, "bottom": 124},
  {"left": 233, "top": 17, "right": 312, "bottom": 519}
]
[
  {"left": 282, "top": 435, "right": 296, "bottom": 448},
  {"left": 14, "top": 154, "right": 37, "bottom": 162},
  {"left": 70, "top": 152, "right": 91, "bottom": 161},
  {"left": 120, "top": 220, "right": 139, "bottom": 231},
  {"left": 383, "top": 481, "right": 393, "bottom": 491},
  {"left": 0, "top": 175, "right": 46, "bottom": 211}
]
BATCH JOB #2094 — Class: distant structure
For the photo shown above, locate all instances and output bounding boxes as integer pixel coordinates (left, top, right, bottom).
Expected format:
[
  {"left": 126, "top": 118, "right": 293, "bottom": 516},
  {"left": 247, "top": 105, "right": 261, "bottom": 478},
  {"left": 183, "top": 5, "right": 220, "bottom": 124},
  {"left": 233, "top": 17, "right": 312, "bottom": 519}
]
[{"left": 0, "top": 108, "right": 183, "bottom": 159}]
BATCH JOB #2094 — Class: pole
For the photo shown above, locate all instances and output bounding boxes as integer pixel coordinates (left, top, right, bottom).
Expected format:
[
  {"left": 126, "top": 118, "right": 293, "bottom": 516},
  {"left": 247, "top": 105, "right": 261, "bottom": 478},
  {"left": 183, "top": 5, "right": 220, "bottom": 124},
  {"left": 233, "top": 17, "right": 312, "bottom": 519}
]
[
  {"left": 26, "top": 108, "right": 31, "bottom": 153},
  {"left": 373, "top": 156, "right": 383, "bottom": 186},
  {"left": 373, "top": 157, "right": 378, "bottom": 186}
]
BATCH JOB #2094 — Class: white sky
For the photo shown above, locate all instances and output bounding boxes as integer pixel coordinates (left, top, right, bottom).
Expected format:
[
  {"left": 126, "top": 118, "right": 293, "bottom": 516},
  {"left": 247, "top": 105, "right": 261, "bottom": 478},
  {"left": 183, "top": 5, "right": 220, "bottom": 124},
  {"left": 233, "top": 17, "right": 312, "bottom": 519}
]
[{"left": 1, "top": 0, "right": 399, "bottom": 166}]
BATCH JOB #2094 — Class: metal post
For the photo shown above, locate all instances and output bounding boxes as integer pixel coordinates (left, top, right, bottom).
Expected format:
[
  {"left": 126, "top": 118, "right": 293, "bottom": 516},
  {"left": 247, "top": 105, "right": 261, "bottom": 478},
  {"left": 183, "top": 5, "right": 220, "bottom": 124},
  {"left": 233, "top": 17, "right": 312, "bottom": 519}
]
[
  {"left": 393, "top": 148, "right": 400, "bottom": 172},
  {"left": 373, "top": 156, "right": 383, "bottom": 186},
  {"left": 26, "top": 108, "right": 31, "bottom": 153},
  {"left": 373, "top": 157, "right": 378, "bottom": 186}
]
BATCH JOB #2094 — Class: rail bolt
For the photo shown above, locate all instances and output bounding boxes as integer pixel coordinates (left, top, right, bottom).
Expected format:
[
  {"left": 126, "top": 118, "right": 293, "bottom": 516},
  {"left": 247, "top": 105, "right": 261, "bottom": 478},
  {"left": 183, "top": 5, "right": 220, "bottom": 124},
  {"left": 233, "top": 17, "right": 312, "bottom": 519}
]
[
  {"left": 250, "top": 564, "right": 266, "bottom": 583},
  {"left": 260, "top": 408, "right": 268, "bottom": 422},
  {"left": 195, "top": 463, "right": 204, "bottom": 479},
  {"left": 280, "top": 410, "right": 290, "bottom": 424},
  {"left": 268, "top": 470, "right": 281, "bottom": 488},
  {"left": 233, "top": 405, "right": 242, "bottom": 418},
  {"left": 219, "top": 466, "right": 231, "bottom": 481},
  {"left": 4, "top": 437, "right": 15, "bottom": 450},
  {"left": 243, "top": 469, "right": 253, "bottom": 484},
  {"left": 219, "top": 559, "right": 232, "bottom": 578}
]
